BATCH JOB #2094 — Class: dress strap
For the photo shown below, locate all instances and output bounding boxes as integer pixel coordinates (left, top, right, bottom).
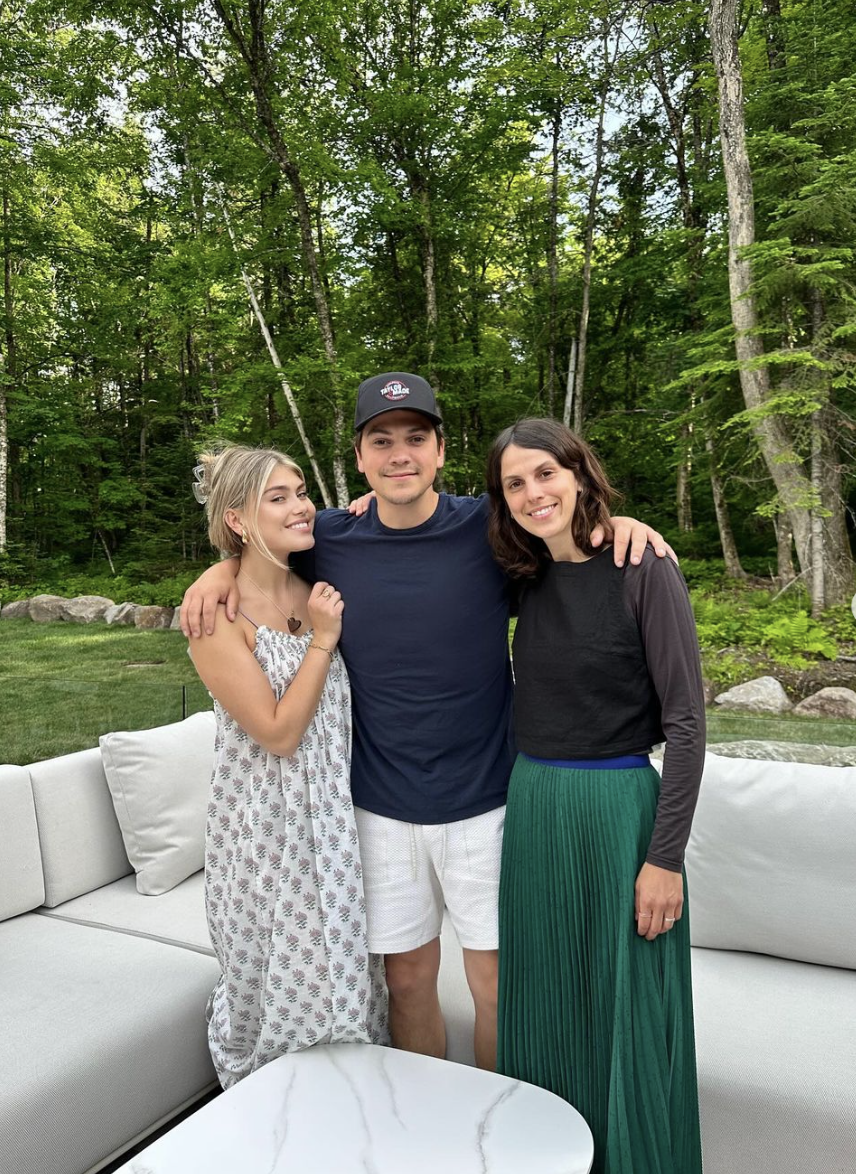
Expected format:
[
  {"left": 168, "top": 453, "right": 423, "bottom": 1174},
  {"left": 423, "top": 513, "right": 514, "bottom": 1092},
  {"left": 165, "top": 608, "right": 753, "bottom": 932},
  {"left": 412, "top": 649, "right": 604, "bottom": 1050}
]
[{"left": 237, "top": 608, "right": 260, "bottom": 628}]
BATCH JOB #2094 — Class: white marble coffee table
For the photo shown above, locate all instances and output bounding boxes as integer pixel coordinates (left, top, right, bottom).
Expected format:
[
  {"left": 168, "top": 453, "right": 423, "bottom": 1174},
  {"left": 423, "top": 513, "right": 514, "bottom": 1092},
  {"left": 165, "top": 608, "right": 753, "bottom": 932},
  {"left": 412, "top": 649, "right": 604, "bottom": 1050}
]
[{"left": 117, "top": 1044, "right": 594, "bottom": 1173}]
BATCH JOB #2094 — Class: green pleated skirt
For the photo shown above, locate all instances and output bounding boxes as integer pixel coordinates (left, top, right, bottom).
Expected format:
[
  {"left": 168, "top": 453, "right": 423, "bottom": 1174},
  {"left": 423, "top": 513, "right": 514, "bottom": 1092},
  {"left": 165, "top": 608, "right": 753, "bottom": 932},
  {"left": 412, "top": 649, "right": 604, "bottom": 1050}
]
[{"left": 497, "top": 755, "right": 703, "bottom": 1174}]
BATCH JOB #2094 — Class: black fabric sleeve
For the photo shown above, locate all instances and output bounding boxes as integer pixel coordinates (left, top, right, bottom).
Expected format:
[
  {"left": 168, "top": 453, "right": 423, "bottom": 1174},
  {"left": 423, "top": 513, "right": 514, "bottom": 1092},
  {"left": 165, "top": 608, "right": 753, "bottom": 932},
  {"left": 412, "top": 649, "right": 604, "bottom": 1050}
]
[{"left": 624, "top": 556, "right": 706, "bottom": 872}]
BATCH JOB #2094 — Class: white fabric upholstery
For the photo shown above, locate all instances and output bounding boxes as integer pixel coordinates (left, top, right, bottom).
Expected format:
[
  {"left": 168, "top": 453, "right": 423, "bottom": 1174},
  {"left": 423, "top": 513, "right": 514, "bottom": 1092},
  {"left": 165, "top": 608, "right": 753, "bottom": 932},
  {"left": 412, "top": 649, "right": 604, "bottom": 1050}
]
[
  {"left": 28, "top": 747, "right": 132, "bottom": 907},
  {"left": 37, "top": 871, "right": 214, "bottom": 955},
  {"left": 100, "top": 711, "right": 215, "bottom": 895},
  {"left": 1, "top": 913, "right": 218, "bottom": 1174},
  {"left": 684, "top": 752, "right": 856, "bottom": 968},
  {"left": 0, "top": 765, "right": 44, "bottom": 920},
  {"left": 692, "top": 947, "right": 856, "bottom": 1174}
]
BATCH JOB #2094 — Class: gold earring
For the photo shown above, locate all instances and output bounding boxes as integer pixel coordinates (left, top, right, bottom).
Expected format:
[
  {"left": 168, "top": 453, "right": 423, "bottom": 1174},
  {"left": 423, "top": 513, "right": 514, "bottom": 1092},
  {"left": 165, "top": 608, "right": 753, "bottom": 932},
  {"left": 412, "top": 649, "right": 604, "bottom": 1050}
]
[{"left": 241, "top": 528, "right": 248, "bottom": 545}]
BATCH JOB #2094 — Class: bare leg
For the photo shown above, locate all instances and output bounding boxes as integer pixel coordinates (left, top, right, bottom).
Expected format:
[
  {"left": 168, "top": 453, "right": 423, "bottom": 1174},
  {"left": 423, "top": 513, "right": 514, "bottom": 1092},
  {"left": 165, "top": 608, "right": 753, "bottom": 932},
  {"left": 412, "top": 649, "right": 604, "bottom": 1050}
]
[
  {"left": 384, "top": 938, "right": 445, "bottom": 1059},
  {"left": 462, "top": 947, "right": 498, "bottom": 1071}
]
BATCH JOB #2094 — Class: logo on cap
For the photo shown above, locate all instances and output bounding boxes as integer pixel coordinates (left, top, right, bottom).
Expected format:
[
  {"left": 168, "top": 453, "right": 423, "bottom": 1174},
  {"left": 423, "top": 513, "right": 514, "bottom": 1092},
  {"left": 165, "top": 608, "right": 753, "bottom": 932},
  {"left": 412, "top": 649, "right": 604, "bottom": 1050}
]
[{"left": 381, "top": 380, "right": 410, "bottom": 402}]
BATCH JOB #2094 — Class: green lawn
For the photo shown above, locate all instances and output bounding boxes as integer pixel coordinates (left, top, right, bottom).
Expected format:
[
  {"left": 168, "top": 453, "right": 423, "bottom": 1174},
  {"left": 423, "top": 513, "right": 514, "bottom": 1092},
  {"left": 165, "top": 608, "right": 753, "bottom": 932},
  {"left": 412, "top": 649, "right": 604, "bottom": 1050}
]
[
  {"left": 1, "top": 619, "right": 853, "bottom": 767},
  {"left": 0, "top": 620, "right": 211, "bottom": 765}
]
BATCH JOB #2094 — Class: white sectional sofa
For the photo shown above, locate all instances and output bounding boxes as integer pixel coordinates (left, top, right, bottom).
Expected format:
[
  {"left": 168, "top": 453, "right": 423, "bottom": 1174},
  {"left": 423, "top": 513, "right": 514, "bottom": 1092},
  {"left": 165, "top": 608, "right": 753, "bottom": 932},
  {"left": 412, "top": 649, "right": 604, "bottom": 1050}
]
[{"left": 2, "top": 720, "right": 855, "bottom": 1174}]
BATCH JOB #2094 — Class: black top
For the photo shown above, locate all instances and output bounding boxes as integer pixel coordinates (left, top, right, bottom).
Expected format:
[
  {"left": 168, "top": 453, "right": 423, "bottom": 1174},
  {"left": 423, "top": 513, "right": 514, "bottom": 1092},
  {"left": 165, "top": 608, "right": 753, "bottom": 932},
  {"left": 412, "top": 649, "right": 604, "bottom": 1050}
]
[{"left": 512, "top": 546, "right": 705, "bottom": 871}]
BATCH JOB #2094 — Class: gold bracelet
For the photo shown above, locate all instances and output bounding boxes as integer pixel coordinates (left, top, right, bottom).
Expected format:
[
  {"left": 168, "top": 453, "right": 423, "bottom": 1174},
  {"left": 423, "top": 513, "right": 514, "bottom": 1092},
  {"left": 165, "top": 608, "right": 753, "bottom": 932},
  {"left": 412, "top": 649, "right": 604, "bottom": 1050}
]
[{"left": 308, "top": 642, "right": 334, "bottom": 661}]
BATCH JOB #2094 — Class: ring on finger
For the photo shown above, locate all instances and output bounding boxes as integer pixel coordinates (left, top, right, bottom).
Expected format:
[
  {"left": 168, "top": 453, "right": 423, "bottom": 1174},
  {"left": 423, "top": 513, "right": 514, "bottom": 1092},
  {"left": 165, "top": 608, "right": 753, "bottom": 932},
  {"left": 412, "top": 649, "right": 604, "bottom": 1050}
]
[{"left": 321, "top": 588, "right": 333, "bottom": 599}]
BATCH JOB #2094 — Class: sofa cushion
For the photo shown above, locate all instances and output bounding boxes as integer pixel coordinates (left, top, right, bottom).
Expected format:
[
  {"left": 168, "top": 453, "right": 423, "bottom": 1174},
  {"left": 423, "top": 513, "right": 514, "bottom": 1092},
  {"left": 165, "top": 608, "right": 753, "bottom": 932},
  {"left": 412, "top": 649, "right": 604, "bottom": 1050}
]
[
  {"left": 28, "top": 747, "right": 132, "bottom": 907},
  {"left": 38, "top": 871, "right": 214, "bottom": 955},
  {"left": 692, "top": 947, "right": 856, "bottom": 1174},
  {"left": 684, "top": 752, "right": 856, "bottom": 969},
  {"left": 1, "top": 913, "right": 219, "bottom": 1174},
  {"left": 0, "top": 765, "right": 44, "bottom": 919},
  {"left": 100, "top": 710, "right": 215, "bottom": 895}
]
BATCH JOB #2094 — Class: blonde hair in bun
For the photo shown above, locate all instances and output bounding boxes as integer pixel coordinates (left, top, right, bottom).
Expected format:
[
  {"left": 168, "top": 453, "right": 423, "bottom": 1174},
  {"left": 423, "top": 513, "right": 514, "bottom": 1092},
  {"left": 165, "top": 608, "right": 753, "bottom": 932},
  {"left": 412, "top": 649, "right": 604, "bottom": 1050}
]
[{"left": 195, "top": 445, "right": 304, "bottom": 565}]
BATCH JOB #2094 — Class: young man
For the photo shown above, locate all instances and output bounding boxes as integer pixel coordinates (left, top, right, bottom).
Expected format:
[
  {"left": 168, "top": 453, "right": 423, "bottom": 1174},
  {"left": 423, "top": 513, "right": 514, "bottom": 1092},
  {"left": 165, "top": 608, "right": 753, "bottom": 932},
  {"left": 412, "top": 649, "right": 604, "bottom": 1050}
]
[{"left": 182, "top": 372, "right": 670, "bottom": 1069}]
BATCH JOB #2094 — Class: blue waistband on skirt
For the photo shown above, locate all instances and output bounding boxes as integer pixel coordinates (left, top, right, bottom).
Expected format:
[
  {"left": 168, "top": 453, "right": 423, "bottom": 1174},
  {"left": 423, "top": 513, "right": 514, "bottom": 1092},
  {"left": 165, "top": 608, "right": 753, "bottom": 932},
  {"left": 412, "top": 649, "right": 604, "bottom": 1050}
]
[{"left": 520, "top": 752, "right": 651, "bottom": 770}]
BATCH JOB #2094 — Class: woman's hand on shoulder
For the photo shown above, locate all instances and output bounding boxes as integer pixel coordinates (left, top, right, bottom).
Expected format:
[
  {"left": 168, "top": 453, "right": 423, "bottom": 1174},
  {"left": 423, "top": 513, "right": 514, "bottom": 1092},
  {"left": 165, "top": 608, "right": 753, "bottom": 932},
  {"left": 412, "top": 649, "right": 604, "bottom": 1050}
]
[
  {"left": 634, "top": 862, "right": 684, "bottom": 941},
  {"left": 307, "top": 581, "right": 344, "bottom": 647}
]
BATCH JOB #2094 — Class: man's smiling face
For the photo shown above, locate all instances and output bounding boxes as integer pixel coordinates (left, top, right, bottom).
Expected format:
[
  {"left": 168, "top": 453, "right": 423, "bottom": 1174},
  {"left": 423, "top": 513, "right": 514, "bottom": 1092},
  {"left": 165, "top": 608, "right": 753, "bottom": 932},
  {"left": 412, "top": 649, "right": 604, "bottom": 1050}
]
[{"left": 355, "top": 410, "right": 445, "bottom": 510}]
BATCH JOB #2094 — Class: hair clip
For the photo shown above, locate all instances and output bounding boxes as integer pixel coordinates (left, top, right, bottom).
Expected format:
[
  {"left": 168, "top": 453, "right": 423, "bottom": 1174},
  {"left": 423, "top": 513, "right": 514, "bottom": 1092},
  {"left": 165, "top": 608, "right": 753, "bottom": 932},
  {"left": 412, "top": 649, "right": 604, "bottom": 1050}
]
[{"left": 192, "top": 464, "right": 208, "bottom": 505}]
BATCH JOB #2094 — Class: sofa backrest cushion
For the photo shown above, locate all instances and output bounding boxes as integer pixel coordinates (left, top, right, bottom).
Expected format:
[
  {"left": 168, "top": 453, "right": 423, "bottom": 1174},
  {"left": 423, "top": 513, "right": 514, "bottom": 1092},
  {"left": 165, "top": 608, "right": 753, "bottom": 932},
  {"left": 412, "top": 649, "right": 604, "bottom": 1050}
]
[
  {"left": 684, "top": 751, "right": 856, "bottom": 969},
  {"left": 29, "top": 748, "right": 133, "bottom": 907},
  {"left": 100, "top": 710, "right": 215, "bottom": 896},
  {"left": 0, "top": 765, "right": 45, "bottom": 919}
]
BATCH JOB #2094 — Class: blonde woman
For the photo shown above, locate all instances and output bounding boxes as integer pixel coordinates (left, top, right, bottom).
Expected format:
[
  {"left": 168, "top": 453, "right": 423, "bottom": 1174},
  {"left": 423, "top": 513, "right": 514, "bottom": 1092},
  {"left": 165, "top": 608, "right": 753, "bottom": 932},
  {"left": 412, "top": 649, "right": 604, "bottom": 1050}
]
[{"left": 190, "top": 445, "right": 387, "bottom": 1089}]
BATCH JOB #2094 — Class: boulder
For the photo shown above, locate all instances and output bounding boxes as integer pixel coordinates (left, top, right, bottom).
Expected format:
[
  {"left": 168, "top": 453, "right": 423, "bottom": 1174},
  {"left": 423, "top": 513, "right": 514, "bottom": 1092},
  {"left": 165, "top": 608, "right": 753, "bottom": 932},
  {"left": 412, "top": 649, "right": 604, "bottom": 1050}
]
[
  {"left": 792, "top": 687, "right": 856, "bottom": 721},
  {"left": 134, "top": 605, "right": 174, "bottom": 630},
  {"left": 29, "top": 594, "right": 68, "bottom": 623},
  {"left": 170, "top": 607, "right": 183, "bottom": 630},
  {"left": 707, "top": 740, "right": 856, "bottom": 767},
  {"left": 714, "top": 676, "right": 792, "bottom": 714},
  {"left": 61, "top": 595, "right": 115, "bottom": 623},
  {"left": 105, "top": 602, "right": 138, "bottom": 626},
  {"left": 0, "top": 599, "right": 31, "bottom": 620}
]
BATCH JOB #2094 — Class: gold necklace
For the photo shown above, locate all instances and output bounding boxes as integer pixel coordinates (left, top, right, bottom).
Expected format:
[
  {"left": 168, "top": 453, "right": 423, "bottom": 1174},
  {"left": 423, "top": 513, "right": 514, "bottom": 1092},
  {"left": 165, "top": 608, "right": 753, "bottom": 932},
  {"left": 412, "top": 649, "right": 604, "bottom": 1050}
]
[{"left": 238, "top": 567, "right": 302, "bottom": 633}]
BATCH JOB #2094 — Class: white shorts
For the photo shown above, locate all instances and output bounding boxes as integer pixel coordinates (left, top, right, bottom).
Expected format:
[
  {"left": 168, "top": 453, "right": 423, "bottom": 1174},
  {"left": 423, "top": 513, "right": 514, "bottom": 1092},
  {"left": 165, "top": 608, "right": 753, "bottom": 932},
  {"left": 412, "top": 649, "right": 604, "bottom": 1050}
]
[{"left": 354, "top": 806, "right": 505, "bottom": 954}]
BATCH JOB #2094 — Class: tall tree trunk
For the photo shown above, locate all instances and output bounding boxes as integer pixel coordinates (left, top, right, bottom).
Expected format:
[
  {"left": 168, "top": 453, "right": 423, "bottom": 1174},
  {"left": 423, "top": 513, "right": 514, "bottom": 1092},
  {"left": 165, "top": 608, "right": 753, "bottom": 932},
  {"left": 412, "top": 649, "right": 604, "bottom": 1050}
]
[
  {"left": 0, "top": 188, "right": 13, "bottom": 553},
  {"left": 546, "top": 96, "right": 561, "bottom": 417},
  {"left": 563, "top": 336, "right": 577, "bottom": 428},
  {"left": 810, "top": 292, "right": 854, "bottom": 607},
  {"left": 573, "top": 31, "right": 610, "bottom": 433},
  {"left": 217, "top": 191, "right": 334, "bottom": 507},
  {"left": 774, "top": 517, "right": 796, "bottom": 586},
  {"left": 211, "top": 0, "right": 348, "bottom": 505},
  {"left": 413, "top": 179, "right": 439, "bottom": 388},
  {"left": 761, "top": 0, "right": 787, "bottom": 74},
  {"left": 705, "top": 435, "right": 746, "bottom": 578},
  {"left": 676, "top": 422, "right": 693, "bottom": 531},
  {"left": 709, "top": 0, "right": 813, "bottom": 576}
]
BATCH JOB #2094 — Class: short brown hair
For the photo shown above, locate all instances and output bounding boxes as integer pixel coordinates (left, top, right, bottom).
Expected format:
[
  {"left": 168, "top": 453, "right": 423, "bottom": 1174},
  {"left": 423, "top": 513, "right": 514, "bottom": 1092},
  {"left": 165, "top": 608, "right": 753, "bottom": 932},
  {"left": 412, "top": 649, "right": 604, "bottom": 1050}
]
[{"left": 486, "top": 418, "right": 617, "bottom": 578}]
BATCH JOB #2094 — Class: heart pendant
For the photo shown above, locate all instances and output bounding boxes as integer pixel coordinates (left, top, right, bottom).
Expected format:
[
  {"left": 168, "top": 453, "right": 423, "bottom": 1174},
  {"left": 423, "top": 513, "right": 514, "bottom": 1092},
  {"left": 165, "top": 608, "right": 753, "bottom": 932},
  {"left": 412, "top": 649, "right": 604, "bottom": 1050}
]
[{"left": 287, "top": 616, "right": 302, "bottom": 634}]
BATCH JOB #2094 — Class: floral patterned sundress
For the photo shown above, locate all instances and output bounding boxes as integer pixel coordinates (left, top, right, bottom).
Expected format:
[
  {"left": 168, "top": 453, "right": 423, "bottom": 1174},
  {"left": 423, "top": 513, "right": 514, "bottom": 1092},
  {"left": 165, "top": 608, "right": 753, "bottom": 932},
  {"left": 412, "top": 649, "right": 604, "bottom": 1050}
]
[{"left": 204, "top": 623, "right": 388, "bottom": 1088}]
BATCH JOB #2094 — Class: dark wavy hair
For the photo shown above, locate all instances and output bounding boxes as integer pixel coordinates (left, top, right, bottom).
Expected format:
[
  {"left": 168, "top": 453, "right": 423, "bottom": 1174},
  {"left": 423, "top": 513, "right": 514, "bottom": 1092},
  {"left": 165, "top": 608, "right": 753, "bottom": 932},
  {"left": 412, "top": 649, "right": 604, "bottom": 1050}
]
[{"left": 486, "top": 418, "right": 618, "bottom": 578}]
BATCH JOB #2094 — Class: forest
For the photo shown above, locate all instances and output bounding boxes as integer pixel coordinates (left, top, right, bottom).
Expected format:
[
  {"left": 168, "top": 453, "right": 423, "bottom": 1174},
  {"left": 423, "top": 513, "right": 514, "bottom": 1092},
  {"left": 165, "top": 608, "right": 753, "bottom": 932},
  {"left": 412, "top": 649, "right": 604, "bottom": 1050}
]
[{"left": 1, "top": 0, "right": 854, "bottom": 613}]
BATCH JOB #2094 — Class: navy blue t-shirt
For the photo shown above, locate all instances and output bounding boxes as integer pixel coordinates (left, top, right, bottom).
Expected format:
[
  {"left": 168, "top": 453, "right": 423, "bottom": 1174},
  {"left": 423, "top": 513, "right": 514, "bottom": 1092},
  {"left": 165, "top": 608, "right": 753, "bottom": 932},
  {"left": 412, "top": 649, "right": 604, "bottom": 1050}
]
[{"left": 292, "top": 494, "right": 514, "bottom": 824}]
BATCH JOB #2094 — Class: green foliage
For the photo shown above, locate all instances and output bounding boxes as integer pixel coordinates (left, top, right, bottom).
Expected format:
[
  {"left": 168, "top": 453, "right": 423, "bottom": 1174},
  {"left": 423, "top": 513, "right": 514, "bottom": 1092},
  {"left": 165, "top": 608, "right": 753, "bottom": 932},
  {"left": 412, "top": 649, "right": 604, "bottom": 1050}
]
[
  {"left": 0, "top": 0, "right": 854, "bottom": 603},
  {"left": 692, "top": 586, "right": 839, "bottom": 669}
]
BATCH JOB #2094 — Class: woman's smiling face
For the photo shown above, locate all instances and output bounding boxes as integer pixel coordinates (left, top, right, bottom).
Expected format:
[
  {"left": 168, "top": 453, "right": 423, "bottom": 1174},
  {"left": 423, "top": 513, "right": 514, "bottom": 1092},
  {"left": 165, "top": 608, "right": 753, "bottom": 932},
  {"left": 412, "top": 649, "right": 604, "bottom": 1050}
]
[{"left": 499, "top": 444, "right": 582, "bottom": 561}]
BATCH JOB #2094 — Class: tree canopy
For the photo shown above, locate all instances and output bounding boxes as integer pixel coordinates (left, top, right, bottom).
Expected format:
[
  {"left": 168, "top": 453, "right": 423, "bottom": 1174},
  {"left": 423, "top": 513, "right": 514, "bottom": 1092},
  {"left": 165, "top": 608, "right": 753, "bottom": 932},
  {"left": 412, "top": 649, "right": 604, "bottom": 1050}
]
[{"left": 1, "top": 0, "right": 854, "bottom": 606}]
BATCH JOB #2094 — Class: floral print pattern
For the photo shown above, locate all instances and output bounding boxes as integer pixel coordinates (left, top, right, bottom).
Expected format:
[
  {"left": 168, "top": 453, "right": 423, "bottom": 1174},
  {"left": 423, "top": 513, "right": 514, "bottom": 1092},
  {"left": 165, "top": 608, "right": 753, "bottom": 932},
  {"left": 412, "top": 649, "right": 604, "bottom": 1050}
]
[{"left": 205, "top": 626, "right": 388, "bottom": 1088}]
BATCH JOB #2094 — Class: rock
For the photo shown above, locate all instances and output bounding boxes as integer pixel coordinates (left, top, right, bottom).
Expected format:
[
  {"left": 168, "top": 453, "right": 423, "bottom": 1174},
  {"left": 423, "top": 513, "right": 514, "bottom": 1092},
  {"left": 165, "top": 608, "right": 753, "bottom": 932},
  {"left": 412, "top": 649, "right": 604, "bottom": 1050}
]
[
  {"left": 0, "top": 599, "right": 32, "bottom": 619},
  {"left": 707, "top": 740, "right": 856, "bottom": 767},
  {"left": 170, "top": 608, "right": 183, "bottom": 630},
  {"left": 702, "top": 678, "right": 717, "bottom": 706},
  {"left": 61, "top": 595, "right": 115, "bottom": 623},
  {"left": 134, "top": 605, "right": 174, "bottom": 630},
  {"left": 714, "top": 675, "right": 792, "bottom": 714},
  {"left": 29, "top": 594, "right": 69, "bottom": 623},
  {"left": 792, "top": 687, "right": 856, "bottom": 720},
  {"left": 105, "top": 602, "right": 138, "bottom": 626}
]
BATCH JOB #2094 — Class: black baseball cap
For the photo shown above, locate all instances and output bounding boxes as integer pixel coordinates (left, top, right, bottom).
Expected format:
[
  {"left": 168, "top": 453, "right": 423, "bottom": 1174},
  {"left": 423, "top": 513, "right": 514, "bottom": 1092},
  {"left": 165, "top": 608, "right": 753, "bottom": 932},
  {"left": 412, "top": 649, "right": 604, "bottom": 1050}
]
[{"left": 354, "top": 372, "right": 442, "bottom": 431}]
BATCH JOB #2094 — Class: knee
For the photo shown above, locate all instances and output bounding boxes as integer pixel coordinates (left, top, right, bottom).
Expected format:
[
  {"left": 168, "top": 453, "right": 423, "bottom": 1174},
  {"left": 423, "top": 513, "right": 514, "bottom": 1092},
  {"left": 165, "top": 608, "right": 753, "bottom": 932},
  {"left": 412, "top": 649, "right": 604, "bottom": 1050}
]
[
  {"left": 464, "top": 951, "right": 498, "bottom": 1011},
  {"left": 385, "top": 946, "right": 440, "bottom": 1004}
]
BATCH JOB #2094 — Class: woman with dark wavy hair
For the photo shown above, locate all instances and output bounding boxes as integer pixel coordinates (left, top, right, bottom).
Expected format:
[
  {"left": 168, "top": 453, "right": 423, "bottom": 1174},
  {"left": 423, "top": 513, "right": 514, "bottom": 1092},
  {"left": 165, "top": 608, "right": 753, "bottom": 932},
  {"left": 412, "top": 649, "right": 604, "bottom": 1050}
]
[{"left": 486, "top": 418, "right": 704, "bottom": 1174}]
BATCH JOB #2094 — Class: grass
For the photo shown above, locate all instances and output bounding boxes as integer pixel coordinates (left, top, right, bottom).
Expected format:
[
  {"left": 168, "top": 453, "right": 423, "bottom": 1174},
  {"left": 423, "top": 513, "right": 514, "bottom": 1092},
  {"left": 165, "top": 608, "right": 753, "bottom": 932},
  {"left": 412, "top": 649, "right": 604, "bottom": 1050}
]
[
  {"left": 2, "top": 618, "right": 853, "bottom": 767},
  {"left": 705, "top": 709, "right": 855, "bottom": 747},
  {"left": 0, "top": 620, "right": 211, "bottom": 765}
]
